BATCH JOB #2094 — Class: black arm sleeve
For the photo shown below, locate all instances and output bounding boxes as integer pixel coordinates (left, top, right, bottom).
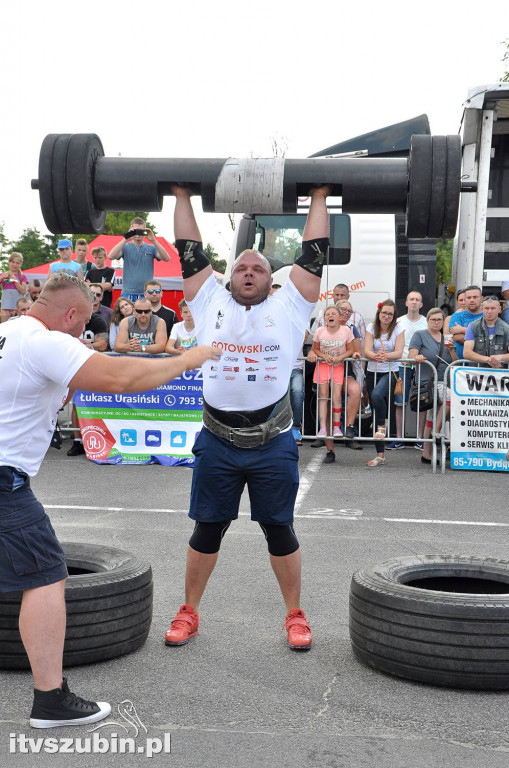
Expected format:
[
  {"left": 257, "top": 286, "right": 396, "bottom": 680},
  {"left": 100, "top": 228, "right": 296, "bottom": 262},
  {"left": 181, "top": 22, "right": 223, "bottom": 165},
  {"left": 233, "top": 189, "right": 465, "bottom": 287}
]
[
  {"left": 175, "top": 239, "right": 211, "bottom": 279},
  {"left": 294, "top": 238, "right": 329, "bottom": 278}
]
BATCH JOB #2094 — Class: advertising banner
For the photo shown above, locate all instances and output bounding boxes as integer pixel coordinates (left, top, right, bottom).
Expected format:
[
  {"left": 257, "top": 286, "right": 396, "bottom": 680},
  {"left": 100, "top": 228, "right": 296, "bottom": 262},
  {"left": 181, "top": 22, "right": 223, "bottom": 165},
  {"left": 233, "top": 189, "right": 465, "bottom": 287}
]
[
  {"left": 450, "top": 366, "right": 509, "bottom": 472},
  {"left": 74, "top": 368, "right": 203, "bottom": 466}
]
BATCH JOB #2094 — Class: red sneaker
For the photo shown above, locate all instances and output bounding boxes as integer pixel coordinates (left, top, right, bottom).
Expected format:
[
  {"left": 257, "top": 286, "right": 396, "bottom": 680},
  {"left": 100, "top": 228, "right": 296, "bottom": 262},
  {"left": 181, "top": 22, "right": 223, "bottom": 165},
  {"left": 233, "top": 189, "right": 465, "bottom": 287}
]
[
  {"left": 284, "top": 609, "right": 312, "bottom": 650},
  {"left": 164, "top": 604, "right": 199, "bottom": 646}
]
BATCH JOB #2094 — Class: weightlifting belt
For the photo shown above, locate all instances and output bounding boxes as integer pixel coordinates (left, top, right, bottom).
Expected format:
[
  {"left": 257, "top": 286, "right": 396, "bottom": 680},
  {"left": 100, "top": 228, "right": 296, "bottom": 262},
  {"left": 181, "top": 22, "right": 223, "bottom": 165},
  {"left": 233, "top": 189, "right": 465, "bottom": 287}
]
[{"left": 202, "top": 394, "right": 292, "bottom": 448}]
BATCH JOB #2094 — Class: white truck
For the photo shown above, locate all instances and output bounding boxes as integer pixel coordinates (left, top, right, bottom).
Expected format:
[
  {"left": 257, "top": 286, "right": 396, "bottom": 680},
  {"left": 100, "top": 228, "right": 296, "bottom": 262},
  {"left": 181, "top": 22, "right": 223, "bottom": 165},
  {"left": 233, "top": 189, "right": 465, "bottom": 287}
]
[{"left": 451, "top": 82, "right": 509, "bottom": 298}]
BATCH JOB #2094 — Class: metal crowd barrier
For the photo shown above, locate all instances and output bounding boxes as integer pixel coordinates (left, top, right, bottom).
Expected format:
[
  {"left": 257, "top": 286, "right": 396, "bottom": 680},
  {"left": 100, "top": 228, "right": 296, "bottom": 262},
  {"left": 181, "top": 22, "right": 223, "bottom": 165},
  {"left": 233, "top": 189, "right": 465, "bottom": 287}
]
[{"left": 301, "top": 357, "right": 441, "bottom": 472}]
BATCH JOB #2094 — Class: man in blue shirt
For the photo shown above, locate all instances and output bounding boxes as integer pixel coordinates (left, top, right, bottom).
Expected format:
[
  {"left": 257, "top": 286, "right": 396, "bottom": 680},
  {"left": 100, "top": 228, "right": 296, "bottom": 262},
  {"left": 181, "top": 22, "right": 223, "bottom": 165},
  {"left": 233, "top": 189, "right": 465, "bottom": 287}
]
[
  {"left": 463, "top": 295, "right": 509, "bottom": 367},
  {"left": 108, "top": 217, "right": 171, "bottom": 300},
  {"left": 448, "top": 285, "right": 484, "bottom": 358}
]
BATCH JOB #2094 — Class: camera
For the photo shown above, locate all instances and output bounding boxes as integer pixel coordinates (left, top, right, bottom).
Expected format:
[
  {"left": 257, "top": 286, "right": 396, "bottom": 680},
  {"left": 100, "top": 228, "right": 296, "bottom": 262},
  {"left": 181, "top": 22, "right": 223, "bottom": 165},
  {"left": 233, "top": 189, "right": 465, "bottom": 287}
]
[{"left": 123, "top": 228, "right": 149, "bottom": 240}]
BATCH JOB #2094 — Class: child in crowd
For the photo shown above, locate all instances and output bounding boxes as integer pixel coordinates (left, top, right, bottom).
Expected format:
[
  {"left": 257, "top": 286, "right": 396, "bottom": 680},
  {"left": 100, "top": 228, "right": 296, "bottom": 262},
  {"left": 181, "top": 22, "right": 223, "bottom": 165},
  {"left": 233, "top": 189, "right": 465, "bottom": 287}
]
[
  {"left": 1, "top": 252, "right": 29, "bottom": 322},
  {"left": 165, "top": 299, "right": 197, "bottom": 354},
  {"left": 312, "top": 305, "right": 355, "bottom": 437}
]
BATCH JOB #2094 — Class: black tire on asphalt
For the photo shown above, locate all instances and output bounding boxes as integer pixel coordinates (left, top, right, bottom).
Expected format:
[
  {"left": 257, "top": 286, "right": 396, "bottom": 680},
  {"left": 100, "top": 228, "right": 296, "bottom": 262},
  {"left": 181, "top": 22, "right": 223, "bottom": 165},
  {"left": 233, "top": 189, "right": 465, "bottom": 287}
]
[
  {"left": 0, "top": 542, "right": 153, "bottom": 670},
  {"left": 349, "top": 555, "right": 509, "bottom": 690}
]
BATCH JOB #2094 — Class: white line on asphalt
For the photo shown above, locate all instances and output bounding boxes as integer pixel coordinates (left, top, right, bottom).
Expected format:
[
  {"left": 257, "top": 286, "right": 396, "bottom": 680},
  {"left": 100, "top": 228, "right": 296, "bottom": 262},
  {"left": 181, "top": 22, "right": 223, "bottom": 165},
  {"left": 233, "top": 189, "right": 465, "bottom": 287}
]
[
  {"left": 294, "top": 453, "right": 323, "bottom": 511},
  {"left": 45, "top": 505, "right": 509, "bottom": 527}
]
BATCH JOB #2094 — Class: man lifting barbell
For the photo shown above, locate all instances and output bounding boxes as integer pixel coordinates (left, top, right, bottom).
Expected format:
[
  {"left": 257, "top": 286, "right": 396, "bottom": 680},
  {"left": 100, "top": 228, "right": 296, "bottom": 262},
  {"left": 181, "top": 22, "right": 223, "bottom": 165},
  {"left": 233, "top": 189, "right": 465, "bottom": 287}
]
[{"left": 163, "top": 184, "right": 330, "bottom": 652}]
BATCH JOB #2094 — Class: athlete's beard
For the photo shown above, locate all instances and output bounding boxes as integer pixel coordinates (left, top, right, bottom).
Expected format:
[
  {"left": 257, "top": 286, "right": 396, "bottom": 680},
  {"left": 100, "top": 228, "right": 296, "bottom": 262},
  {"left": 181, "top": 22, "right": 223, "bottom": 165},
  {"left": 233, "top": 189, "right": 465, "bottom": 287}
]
[{"left": 230, "top": 281, "right": 271, "bottom": 307}]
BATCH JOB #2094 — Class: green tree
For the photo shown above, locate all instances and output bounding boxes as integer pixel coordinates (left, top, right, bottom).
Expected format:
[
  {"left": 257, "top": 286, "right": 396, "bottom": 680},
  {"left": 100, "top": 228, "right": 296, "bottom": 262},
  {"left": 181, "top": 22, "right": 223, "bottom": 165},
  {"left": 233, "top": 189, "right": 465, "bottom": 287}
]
[
  {"left": 9, "top": 228, "right": 53, "bottom": 270},
  {"left": 0, "top": 222, "right": 11, "bottom": 270},
  {"left": 436, "top": 238, "right": 453, "bottom": 285},
  {"left": 501, "top": 38, "right": 509, "bottom": 82},
  {"left": 204, "top": 243, "right": 226, "bottom": 274}
]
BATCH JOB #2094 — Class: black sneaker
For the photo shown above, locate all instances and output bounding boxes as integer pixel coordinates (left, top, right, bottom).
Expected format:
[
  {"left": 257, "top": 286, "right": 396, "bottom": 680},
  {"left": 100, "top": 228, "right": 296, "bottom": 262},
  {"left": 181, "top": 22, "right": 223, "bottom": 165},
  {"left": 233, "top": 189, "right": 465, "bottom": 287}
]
[
  {"left": 30, "top": 678, "right": 111, "bottom": 729},
  {"left": 310, "top": 439, "right": 325, "bottom": 448},
  {"left": 344, "top": 425, "right": 356, "bottom": 439},
  {"left": 67, "top": 441, "right": 85, "bottom": 457},
  {"left": 323, "top": 451, "right": 336, "bottom": 464}
]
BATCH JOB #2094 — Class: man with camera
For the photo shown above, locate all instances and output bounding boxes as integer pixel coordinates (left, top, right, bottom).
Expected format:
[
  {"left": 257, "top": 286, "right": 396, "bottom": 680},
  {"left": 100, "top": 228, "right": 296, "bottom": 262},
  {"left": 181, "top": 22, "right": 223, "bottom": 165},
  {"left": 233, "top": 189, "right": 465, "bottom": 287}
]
[{"left": 108, "top": 217, "right": 171, "bottom": 301}]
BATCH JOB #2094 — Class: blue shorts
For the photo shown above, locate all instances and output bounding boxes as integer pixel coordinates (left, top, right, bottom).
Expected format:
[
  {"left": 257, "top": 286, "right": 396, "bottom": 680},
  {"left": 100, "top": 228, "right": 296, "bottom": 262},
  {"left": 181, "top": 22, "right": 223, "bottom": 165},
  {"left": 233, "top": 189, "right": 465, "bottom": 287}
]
[
  {"left": 189, "top": 427, "right": 299, "bottom": 525},
  {"left": 0, "top": 466, "right": 68, "bottom": 592}
]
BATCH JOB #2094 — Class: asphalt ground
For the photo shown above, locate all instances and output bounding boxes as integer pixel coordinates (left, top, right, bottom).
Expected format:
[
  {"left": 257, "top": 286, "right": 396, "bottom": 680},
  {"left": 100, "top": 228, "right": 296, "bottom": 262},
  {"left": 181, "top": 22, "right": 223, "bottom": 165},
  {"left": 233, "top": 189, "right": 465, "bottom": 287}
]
[{"left": 1, "top": 439, "right": 509, "bottom": 767}]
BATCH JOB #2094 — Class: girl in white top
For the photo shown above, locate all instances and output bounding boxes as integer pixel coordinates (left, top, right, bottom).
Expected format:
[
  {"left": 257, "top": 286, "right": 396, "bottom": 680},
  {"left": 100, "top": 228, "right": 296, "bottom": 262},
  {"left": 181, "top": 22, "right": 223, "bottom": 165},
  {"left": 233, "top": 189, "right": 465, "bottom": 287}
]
[
  {"left": 364, "top": 300, "right": 405, "bottom": 466},
  {"left": 166, "top": 299, "right": 197, "bottom": 354}
]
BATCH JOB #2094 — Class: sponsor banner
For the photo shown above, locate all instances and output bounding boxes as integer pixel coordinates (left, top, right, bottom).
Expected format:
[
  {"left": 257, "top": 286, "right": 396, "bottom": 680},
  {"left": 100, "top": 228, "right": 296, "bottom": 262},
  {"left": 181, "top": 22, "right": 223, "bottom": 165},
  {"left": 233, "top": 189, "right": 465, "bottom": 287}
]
[
  {"left": 450, "top": 366, "right": 509, "bottom": 472},
  {"left": 75, "top": 369, "right": 203, "bottom": 466}
]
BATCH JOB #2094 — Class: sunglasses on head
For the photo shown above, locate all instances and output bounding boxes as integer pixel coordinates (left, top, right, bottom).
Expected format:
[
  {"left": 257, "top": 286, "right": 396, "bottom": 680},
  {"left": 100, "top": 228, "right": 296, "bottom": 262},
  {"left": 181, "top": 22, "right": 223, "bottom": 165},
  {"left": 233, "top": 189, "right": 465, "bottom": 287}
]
[
  {"left": 146, "top": 289, "right": 161, "bottom": 295},
  {"left": 135, "top": 308, "right": 151, "bottom": 314}
]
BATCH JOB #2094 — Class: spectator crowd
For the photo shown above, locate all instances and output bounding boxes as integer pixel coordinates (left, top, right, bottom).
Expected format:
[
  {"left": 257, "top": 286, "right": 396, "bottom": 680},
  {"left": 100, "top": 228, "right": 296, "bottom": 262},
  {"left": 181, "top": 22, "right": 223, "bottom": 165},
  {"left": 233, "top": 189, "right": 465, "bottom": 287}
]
[{"left": 2, "top": 225, "right": 508, "bottom": 468}]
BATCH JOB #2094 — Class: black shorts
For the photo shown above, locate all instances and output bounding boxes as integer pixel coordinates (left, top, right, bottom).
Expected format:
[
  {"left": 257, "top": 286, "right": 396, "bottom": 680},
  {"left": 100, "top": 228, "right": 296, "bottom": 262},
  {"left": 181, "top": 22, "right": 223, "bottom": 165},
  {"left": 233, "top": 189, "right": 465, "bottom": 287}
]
[{"left": 0, "top": 466, "right": 68, "bottom": 592}]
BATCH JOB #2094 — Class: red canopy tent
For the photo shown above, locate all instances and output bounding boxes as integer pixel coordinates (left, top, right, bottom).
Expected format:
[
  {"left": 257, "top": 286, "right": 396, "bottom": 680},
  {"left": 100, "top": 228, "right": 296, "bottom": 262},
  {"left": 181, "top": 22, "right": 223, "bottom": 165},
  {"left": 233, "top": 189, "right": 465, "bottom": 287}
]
[{"left": 23, "top": 235, "right": 185, "bottom": 313}]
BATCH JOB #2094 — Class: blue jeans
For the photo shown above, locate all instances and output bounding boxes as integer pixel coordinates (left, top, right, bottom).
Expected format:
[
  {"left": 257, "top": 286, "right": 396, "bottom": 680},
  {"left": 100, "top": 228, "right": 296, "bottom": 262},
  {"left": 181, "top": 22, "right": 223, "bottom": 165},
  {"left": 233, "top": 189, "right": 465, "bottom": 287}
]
[
  {"left": 290, "top": 368, "right": 304, "bottom": 431},
  {"left": 501, "top": 309, "right": 509, "bottom": 325},
  {"left": 365, "top": 370, "right": 397, "bottom": 454}
]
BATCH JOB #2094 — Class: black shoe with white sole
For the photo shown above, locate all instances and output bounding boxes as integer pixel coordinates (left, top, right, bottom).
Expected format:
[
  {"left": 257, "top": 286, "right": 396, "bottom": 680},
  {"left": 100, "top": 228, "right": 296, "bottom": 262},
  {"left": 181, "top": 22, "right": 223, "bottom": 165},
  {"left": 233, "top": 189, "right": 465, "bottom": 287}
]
[{"left": 30, "top": 678, "right": 111, "bottom": 729}]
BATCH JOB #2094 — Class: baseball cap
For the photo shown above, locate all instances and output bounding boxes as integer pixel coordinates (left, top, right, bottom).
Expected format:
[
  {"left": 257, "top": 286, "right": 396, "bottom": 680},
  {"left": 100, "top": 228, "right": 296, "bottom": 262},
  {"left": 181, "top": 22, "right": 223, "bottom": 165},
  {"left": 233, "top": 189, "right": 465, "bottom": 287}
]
[{"left": 57, "top": 238, "right": 73, "bottom": 249}]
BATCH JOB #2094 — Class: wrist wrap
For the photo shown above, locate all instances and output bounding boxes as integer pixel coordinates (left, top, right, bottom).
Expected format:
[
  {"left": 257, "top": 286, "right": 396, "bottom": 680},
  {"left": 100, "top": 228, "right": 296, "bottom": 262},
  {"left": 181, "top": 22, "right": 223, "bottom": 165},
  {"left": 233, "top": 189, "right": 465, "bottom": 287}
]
[
  {"left": 175, "top": 239, "right": 210, "bottom": 278},
  {"left": 294, "top": 238, "right": 329, "bottom": 277}
]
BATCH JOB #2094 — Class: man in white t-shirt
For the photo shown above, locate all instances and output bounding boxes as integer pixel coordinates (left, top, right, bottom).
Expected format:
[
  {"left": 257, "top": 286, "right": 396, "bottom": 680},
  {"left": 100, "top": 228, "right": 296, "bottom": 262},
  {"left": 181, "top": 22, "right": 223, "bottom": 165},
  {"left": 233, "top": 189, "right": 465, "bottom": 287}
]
[
  {"left": 0, "top": 273, "right": 216, "bottom": 729},
  {"left": 163, "top": 184, "right": 330, "bottom": 652},
  {"left": 386, "top": 290, "right": 428, "bottom": 450}
]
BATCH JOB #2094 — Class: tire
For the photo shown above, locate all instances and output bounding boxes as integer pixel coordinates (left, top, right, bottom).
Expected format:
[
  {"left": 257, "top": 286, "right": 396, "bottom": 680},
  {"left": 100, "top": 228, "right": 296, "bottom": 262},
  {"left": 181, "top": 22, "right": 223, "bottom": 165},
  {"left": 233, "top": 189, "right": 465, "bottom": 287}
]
[
  {"left": 0, "top": 542, "right": 153, "bottom": 670},
  {"left": 350, "top": 555, "right": 509, "bottom": 690}
]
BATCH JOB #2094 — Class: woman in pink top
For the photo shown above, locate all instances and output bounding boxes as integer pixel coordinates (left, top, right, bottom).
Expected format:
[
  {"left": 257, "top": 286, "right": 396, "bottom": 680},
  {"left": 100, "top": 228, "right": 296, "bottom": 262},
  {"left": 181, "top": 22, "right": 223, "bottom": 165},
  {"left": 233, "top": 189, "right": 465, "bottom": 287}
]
[
  {"left": 312, "top": 306, "right": 355, "bottom": 438},
  {"left": 0, "top": 252, "right": 28, "bottom": 321}
]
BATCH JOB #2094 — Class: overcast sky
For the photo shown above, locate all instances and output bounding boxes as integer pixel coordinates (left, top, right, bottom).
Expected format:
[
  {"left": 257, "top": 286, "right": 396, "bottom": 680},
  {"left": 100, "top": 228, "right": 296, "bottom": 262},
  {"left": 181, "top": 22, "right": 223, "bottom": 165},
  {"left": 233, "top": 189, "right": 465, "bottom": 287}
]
[{"left": 2, "top": 0, "right": 507, "bottom": 258}]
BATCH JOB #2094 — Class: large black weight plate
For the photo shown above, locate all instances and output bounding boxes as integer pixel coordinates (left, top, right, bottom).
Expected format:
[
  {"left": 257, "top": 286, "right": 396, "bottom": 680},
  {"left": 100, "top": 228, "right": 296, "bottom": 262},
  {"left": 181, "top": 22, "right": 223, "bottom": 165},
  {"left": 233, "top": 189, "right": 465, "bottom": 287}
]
[
  {"left": 51, "top": 134, "right": 74, "bottom": 234},
  {"left": 37, "top": 135, "right": 61, "bottom": 234},
  {"left": 427, "top": 136, "right": 447, "bottom": 238},
  {"left": 66, "top": 134, "right": 106, "bottom": 233},
  {"left": 406, "top": 135, "right": 432, "bottom": 238},
  {"left": 442, "top": 135, "right": 462, "bottom": 239}
]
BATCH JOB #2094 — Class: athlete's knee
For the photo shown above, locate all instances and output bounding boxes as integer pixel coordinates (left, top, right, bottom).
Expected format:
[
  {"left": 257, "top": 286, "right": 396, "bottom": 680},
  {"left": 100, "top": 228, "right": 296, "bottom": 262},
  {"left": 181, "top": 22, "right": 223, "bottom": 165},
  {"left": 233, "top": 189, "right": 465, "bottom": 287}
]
[
  {"left": 258, "top": 523, "right": 300, "bottom": 556},
  {"left": 189, "top": 520, "right": 232, "bottom": 554}
]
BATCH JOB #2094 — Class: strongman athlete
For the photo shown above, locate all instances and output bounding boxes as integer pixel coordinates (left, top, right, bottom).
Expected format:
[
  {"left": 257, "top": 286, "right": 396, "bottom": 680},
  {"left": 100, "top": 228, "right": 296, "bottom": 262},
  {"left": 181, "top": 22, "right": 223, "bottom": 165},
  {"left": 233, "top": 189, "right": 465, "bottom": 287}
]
[{"left": 165, "top": 184, "right": 330, "bottom": 650}]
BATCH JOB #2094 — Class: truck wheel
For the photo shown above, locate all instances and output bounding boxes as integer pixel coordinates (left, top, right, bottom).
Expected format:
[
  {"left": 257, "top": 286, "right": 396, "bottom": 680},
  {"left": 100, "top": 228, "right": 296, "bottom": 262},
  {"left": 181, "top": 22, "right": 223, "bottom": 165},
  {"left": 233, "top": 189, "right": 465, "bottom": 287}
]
[
  {"left": 350, "top": 555, "right": 509, "bottom": 690},
  {"left": 0, "top": 542, "right": 153, "bottom": 669}
]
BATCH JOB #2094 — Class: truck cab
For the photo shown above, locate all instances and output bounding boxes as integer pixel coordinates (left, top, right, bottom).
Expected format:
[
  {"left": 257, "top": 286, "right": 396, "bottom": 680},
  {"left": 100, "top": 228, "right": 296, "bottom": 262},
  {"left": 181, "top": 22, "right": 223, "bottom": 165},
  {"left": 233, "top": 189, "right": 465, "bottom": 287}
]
[{"left": 452, "top": 83, "right": 509, "bottom": 296}]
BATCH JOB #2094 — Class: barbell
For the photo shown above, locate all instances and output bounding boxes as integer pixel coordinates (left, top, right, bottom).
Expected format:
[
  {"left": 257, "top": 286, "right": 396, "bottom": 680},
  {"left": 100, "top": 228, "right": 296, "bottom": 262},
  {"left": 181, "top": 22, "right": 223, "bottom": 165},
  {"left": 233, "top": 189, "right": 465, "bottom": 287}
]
[{"left": 31, "top": 133, "right": 471, "bottom": 238}]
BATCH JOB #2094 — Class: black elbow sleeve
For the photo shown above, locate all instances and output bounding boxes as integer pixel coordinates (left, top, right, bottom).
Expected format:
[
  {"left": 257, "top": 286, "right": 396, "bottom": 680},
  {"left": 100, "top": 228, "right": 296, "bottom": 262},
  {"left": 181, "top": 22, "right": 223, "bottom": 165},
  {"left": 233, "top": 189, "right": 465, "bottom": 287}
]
[
  {"left": 175, "top": 240, "right": 211, "bottom": 279},
  {"left": 294, "top": 238, "right": 329, "bottom": 278}
]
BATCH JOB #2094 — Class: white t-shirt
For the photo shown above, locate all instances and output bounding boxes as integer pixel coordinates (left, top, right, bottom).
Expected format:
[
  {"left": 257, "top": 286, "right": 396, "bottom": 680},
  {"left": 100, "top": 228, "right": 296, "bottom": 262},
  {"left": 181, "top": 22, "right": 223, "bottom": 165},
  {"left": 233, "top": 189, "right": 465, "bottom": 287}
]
[
  {"left": 366, "top": 321, "right": 404, "bottom": 373},
  {"left": 170, "top": 321, "right": 198, "bottom": 350},
  {"left": 0, "top": 316, "right": 94, "bottom": 475},
  {"left": 398, "top": 314, "right": 428, "bottom": 357},
  {"left": 188, "top": 275, "right": 315, "bottom": 411}
]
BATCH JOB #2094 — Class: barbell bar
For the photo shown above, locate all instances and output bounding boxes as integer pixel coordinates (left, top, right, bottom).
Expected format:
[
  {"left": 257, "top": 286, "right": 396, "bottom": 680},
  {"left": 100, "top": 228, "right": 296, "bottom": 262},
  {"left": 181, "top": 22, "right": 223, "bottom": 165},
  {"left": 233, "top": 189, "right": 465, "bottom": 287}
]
[{"left": 31, "top": 133, "right": 471, "bottom": 238}]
